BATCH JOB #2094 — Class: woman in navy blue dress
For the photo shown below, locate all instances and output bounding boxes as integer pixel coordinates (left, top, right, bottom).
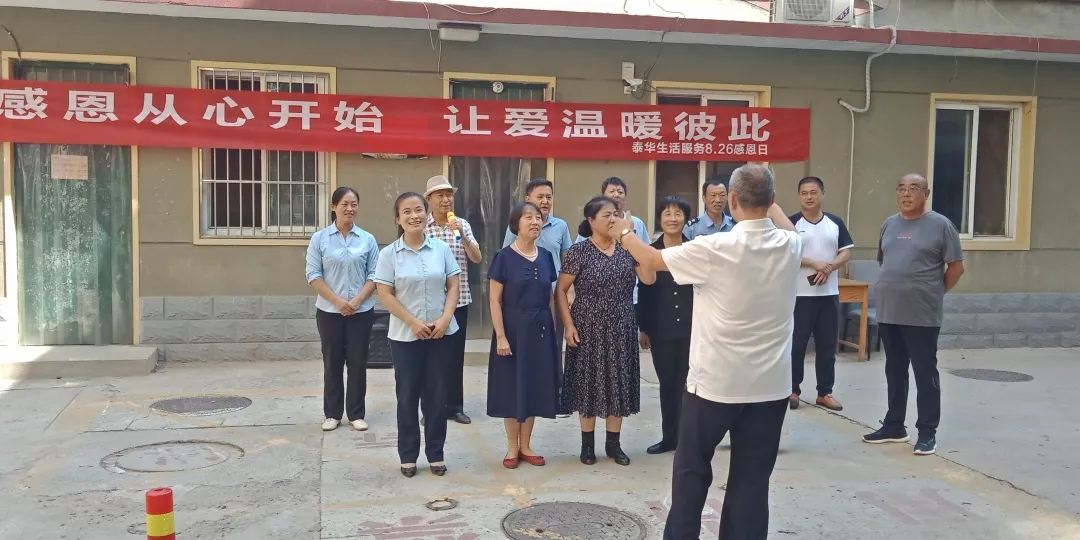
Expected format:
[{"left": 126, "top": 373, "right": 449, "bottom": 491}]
[{"left": 487, "top": 202, "right": 561, "bottom": 469}]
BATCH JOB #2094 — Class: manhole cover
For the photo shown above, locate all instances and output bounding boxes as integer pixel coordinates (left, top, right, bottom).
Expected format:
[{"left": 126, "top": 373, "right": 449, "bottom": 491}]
[
  {"left": 150, "top": 395, "right": 252, "bottom": 416},
  {"left": 101, "top": 441, "right": 244, "bottom": 473},
  {"left": 502, "top": 502, "right": 647, "bottom": 540},
  {"left": 949, "top": 369, "right": 1033, "bottom": 382}
]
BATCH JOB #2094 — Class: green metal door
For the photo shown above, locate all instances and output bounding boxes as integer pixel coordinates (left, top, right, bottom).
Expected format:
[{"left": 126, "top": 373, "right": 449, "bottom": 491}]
[{"left": 12, "top": 60, "right": 134, "bottom": 345}]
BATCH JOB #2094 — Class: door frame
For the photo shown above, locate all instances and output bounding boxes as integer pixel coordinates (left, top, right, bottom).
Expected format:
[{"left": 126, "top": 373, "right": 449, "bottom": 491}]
[
  {"left": 440, "top": 72, "right": 557, "bottom": 183},
  {"left": 1, "top": 51, "right": 142, "bottom": 346},
  {"left": 440, "top": 72, "right": 556, "bottom": 339},
  {"left": 647, "top": 81, "right": 772, "bottom": 234}
]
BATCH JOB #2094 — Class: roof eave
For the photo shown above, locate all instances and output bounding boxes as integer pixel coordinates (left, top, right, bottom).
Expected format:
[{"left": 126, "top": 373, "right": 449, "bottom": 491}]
[{"left": 12, "top": 0, "right": 1080, "bottom": 63}]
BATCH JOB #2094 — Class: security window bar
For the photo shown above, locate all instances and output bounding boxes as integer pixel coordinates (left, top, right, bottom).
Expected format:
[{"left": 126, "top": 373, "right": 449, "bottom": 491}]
[
  {"left": 931, "top": 103, "right": 1019, "bottom": 239},
  {"left": 198, "top": 69, "right": 330, "bottom": 238}
]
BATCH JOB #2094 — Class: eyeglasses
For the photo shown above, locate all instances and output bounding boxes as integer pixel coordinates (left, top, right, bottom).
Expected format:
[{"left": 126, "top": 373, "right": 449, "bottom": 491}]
[{"left": 896, "top": 187, "right": 925, "bottom": 194}]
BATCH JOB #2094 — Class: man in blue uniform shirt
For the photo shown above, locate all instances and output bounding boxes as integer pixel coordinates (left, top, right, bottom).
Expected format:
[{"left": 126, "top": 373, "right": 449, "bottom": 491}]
[{"left": 684, "top": 178, "right": 735, "bottom": 240}]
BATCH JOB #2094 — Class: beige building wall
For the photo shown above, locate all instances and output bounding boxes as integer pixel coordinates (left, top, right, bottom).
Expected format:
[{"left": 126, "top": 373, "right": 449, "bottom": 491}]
[{"left": 1, "top": 6, "right": 1079, "bottom": 302}]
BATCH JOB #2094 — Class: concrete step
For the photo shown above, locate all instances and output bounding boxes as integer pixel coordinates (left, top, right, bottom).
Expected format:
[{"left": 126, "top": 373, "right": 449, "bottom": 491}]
[
  {"left": 464, "top": 338, "right": 574, "bottom": 367},
  {"left": 0, "top": 345, "right": 159, "bottom": 379},
  {"left": 464, "top": 339, "right": 489, "bottom": 367}
]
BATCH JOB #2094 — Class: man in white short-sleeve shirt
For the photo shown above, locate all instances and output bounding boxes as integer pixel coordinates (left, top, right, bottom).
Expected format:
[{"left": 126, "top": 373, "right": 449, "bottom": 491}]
[
  {"left": 788, "top": 176, "right": 853, "bottom": 413},
  {"left": 614, "top": 164, "right": 801, "bottom": 540}
]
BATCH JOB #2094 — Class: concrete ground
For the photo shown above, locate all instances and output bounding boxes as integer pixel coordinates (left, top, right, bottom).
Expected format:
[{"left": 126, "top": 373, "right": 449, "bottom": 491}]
[{"left": 1, "top": 348, "right": 1078, "bottom": 540}]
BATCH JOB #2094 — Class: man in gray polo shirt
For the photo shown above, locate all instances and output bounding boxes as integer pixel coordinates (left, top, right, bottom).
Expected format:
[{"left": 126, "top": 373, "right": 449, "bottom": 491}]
[{"left": 862, "top": 173, "right": 965, "bottom": 456}]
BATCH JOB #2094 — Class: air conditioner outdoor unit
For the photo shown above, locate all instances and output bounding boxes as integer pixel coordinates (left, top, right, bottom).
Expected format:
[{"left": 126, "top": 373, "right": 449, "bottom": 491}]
[{"left": 774, "top": 0, "right": 855, "bottom": 25}]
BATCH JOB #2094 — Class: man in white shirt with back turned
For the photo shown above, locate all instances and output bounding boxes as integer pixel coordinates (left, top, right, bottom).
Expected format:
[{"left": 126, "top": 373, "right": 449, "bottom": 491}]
[{"left": 615, "top": 164, "right": 801, "bottom": 540}]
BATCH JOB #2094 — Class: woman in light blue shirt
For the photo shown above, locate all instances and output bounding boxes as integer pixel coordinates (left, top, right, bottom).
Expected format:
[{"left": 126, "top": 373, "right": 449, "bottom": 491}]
[
  {"left": 374, "top": 192, "right": 461, "bottom": 478},
  {"left": 306, "top": 186, "right": 381, "bottom": 434}
]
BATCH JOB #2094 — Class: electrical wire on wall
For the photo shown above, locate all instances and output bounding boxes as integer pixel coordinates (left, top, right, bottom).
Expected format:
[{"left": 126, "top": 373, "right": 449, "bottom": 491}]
[
  {"left": 420, "top": 3, "right": 501, "bottom": 80},
  {"left": 979, "top": 0, "right": 1040, "bottom": 97},
  {"left": 1, "top": 23, "right": 21, "bottom": 58},
  {"left": 837, "top": 0, "right": 900, "bottom": 228},
  {"left": 835, "top": 0, "right": 1039, "bottom": 232},
  {"left": 627, "top": 0, "right": 685, "bottom": 100}
]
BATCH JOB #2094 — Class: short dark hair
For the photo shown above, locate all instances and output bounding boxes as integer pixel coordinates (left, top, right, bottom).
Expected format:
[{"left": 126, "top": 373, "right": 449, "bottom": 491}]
[
  {"left": 577, "top": 196, "right": 618, "bottom": 238},
  {"left": 600, "top": 177, "right": 627, "bottom": 195},
  {"left": 798, "top": 176, "right": 825, "bottom": 191},
  {"left": 729, "top": 164, "right": 775, "bottom": 210},
  {"left": 657, "top": 195, "right": 692, "bottom": 223},
  {"left": 702, "top": 177, "right": 727, "bottom": 196},
  {"left": 524, "top": 178, "right": 553, "bottom": 196},
  {"left": 508, "top": 202, "right": 542, "bottom": 235}
]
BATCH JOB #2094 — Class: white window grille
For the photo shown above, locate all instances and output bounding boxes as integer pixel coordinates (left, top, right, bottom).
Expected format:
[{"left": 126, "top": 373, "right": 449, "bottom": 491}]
[
  {"left": 930, "top": 102, "right": 1020, "bottom": 239},
  {"left": 198, "top": 68, "right": 330, "bottom": 238}
]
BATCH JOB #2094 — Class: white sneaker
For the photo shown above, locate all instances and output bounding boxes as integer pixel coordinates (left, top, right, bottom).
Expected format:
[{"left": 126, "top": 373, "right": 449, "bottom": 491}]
[
  {"left": 322, "top": 418, "right": 340, "bottom": 431},
  {"left": 350, "top": 419, "right": 369, "bottom": 431}
]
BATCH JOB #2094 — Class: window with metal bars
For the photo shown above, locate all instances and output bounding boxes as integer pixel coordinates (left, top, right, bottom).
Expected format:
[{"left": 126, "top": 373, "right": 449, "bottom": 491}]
[{"left": 197, "top": 68, "right": 330, "bottom": 238}]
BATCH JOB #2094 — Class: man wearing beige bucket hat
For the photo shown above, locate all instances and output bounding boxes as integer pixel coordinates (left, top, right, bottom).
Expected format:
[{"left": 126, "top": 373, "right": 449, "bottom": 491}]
[{"left": 423, "top": 175, "right": 483, "bottom": 425}]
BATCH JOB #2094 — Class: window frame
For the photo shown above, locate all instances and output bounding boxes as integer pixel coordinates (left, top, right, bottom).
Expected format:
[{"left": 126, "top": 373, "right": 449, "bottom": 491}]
[
  {"left": 647, "top": 83, "right": 771, "bottom": 234},
  {"left": 190, "top": 61, "right": 338, "bottom": 246},
  {"left": 927, "top": 94, "right": 1036, "bottom": 251}
]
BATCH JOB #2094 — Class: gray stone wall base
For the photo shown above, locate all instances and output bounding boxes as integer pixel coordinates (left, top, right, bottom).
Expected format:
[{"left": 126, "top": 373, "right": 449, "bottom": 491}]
[
  {"left": 935, "top": 293, "right": 1080, "bottom": 350},
  {"left": 140, "top": 294, "right": 1079, "bottom": 362},
  {"left": 163, "top": 342, "right": 323, "bottom": 363},
  {"left": 143, "top": 295, "right": 393, "bottom": 363}
]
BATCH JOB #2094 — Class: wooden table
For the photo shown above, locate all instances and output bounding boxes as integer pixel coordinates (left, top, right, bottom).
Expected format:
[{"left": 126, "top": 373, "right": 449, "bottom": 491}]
[{"left": 838, "top": 278, "right": 870, "bottom": 361}]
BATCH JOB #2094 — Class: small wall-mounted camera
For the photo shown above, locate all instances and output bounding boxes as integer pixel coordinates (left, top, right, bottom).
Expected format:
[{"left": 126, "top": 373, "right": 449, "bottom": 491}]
[{"left": 623, "top": 77, "right": 644, "bottom": 93}]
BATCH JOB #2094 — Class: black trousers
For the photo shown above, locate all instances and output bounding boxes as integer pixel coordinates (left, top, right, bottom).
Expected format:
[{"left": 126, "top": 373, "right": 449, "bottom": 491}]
[
  {"left": 446, "top": 305, "right": 470, "bottom": 414},
  {"left": 664, "top": 393, "right": 787, "bottom": 540},
  {"left": 316, "top": 308, "right": 374, "bottom": 421},
  {"left": 651, "top": 337, "right": 691, "bottom": 446},
  {"left": 555, "top": 320, "right": 568, "bottom": 415},
  {"left": 880, "top": 323, "right": 941, "bottom": 437},
  {"left": 791, "top": 295, "right": 840, "bottom": 397},
  {"left": 390, "top": 337, "right": 451, "bottom": 464},
  {"left": 555, "top": 318, "right": 565, "bottom": 366}
]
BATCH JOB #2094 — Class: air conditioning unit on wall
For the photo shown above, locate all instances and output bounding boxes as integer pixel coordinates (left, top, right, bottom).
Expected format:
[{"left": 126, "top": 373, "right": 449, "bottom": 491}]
[{"left": 774, "top": 0, "right": 855, "bottom": 25}]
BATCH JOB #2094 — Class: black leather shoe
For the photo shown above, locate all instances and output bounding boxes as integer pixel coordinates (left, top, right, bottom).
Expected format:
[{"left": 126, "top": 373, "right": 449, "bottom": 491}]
[
  {"left": 646, "top": 442, "right": 674, "bottom": 455},
  {"left": 400, "top": 466, "right": 417, "bottom": 478},
  {"left": 450, "top": 412, "right": 472, "bottom": 425},
  {"left": 580, "top": 444, "right": 596, "bottom": 465},
  {"left": 430, "top": 464, "right": 447, "bottom": 476},
  {"left": 606, "top": 444, "right": 631, "bottom": 466}
]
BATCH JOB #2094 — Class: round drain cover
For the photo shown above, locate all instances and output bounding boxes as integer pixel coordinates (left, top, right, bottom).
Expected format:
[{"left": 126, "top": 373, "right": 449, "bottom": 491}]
[
  {"left": 949, "top": 368, "right": 1033, "bottom": 382},
  {"left": 101, "top": 441, "right": 244, "bottom": 473},
  {"left": 150, "top": 395, "right": 252, "bottom": 416},
  {"left": 502, "top": 502, "right": 647, "bottom": 540}
]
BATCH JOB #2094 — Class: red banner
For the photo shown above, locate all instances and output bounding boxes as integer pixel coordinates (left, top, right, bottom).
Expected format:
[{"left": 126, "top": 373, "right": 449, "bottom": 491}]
[{"left": 0, "top": 79, "right": 810, "bottom": 162}]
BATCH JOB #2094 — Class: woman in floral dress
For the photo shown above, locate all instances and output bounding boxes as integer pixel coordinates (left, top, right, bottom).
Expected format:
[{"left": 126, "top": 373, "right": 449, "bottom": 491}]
[{"left": 555, "top": 195, "right": 655, "bottom": 466}]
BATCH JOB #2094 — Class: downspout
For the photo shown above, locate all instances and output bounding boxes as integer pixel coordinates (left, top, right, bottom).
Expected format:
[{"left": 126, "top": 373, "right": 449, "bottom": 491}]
[{"left": 837, "top": 1, "right": 897, "bottom": 226}]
